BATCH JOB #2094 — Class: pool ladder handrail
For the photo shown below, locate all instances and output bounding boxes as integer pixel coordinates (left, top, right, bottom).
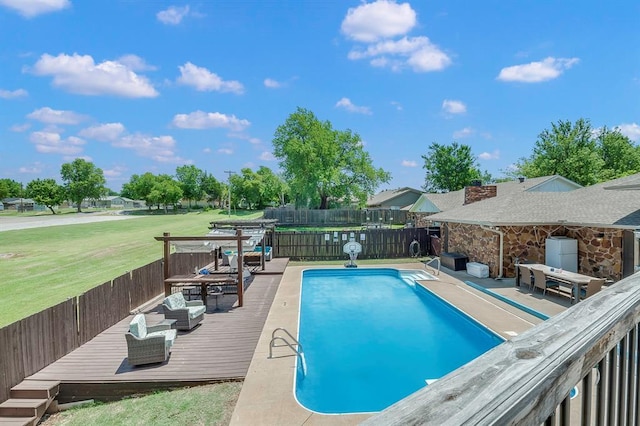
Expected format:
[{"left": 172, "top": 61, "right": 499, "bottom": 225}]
[
  {"left": 424, "top": 256, "right": 440, "bottom": 276},
  {"left": 269, "top": 327, "right": 303, "bottom": 359}
]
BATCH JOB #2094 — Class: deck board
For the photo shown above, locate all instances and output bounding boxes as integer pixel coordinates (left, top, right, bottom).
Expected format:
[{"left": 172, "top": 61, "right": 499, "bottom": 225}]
[{"left": 27, "top": 258, "right": 289, "bottom": 401}]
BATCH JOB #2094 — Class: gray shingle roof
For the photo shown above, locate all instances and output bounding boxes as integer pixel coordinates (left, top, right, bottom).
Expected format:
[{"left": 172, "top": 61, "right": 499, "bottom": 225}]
[
  {"left": 367, "top": 187, "right": 422, "bottom": 207},
  {"left": 427, "top": 173, "right": 640, "bottom": 228}
]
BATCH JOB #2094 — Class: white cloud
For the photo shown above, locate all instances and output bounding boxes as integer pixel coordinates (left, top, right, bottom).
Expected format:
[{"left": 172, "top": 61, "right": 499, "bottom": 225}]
[
  {"left": 30, "top": 53, "right": 159, "bottom": 97},
  {"left": 78, "top": 121, "right": 185, "bottom": 164},
  {"left": 348, "top": 36, "right": 451, "bottom": 72},
  {"left": 103, "top": 165, "right": 127, "bottom": 178},
  {"left": 453, "top": 127, "right": 474, "bottom": 139},
  {"left": 218, "top": 148, "right": 233, "bottom": 155},
  {"left": 115, "top": 134, "right": 185, "bottom": 163},
  {"left": 177, "top": 62, "right": 244, "bottom": 94},
  {"left": 63, "top": 154, "right": 92, "bottom": 162},
  {"left": 260, "top": 151, "right": 276, "bottom": 161},
  {"left": 264, "top": 78, "right": 282, "bottom": 88},
  {"left": 172, "top": 111, "right": 250, "bottom": 131},
  {"left": 335, "top": 97, "right": 372, "bottom": 115},
  {"left": 229, "top": 133, "right": 261, "bottom": 144},
  {"left": 478, "top": 150, "right": 500, "bottom": 160},
  {"left": 618, "top": 123, "right": 640, "bottom": 142},
  {"left": 0, "top": 0, "right": 70, "bottom": 17},
  {"left": 341, "top": 0, "right": 416, "bottom": 42},
  {"left": 390, "top": 101, "right": 403, "bottom": 111},
  {"left": 157, "top": 5, "right": 190, "bottom": 25},
  {"left": 27, "top": 107, "right": 87, "bottom": 125},
  {"left": 11, "top": 123, "right": 31, "bottom": 132},
  {"left": 79, "top": 123, "right": 125, "bottom": 141},
  {"left": 29, "top": 131, "right": 85, "bottom": 155},
  {"left": 442, "top": 99, "right": 466, "bottom": 115},
  {"left": 0, "top": 88, "right": 28, "bottom": 99},
  {"left": 497, "top": 57, "right": 579, "bottom": 83},
  {"left": 19, "top": 163, "right": 44, "bottom": 174},
  {"left": 401, "top": 160, "right": 417, "bottom": 167},
  {"left": 116, "top": 54, "right": 156, "bottom": 72}
]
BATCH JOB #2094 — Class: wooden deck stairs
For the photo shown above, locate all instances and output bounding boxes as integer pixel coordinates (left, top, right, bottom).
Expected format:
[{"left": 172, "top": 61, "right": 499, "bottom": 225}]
[{"left": 0, "top": 380, "right": 60, "bottom": 426}]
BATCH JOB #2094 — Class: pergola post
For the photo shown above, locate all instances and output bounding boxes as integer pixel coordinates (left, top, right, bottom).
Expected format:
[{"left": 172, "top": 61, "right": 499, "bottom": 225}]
[
  {"left": 163, "top": 232, "right": 171, "bottom": 296},
  {"left": 236, "top": 228, "right": 243, "bottom": 307}
]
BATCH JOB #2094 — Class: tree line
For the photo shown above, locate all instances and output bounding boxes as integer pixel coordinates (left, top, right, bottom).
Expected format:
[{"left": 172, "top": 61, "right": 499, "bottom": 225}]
[{"left": 1, "top": 111, "right": 638, "bottom": 212}]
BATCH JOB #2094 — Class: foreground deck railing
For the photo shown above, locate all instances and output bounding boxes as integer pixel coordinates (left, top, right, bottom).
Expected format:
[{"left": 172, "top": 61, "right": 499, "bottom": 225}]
[{"left": 364, "top": 272, "right": 640, "bottom": 425}]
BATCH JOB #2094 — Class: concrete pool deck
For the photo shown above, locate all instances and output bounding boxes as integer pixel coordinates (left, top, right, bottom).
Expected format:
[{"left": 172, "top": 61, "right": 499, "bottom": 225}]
[{"left": 230, "top": 262, "right": 572, "bottom": 426}]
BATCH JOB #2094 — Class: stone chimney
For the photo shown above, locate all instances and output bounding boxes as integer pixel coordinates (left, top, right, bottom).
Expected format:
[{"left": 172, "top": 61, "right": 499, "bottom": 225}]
[{"left": 464, "top": 184, "right": 497, "bottom": 205}]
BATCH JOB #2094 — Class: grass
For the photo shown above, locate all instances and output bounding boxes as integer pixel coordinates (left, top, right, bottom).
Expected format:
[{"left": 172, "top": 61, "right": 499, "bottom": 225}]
[
  {"left": 0, "top": 210, "right": 263, "bottom": 327},
  {"left": 41, "top": 381, "right": 242, "bottom": 426}
]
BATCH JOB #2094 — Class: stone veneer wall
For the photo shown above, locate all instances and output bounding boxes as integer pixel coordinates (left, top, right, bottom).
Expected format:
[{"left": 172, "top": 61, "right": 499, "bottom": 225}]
[{"left": 444, "top": 223, "right": 623, "bottom": 280}]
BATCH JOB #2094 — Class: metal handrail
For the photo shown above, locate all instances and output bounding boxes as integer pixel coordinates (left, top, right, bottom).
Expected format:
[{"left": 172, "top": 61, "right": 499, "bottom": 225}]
[
  {"left": 423, "top": 256, "right": 440, "bottom": 275},
  {"left": 268, "top": 327, "right": 303, "bottom": 359}
]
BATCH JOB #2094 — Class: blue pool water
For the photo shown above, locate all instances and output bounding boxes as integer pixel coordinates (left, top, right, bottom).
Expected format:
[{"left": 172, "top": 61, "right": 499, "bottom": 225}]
[{"left": 295, "top": 268, "right": 504, "bottom": 414}]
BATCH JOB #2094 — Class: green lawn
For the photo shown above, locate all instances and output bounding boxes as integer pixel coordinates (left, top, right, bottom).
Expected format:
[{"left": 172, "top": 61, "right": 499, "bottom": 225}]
[
  {"left": 41, "top": 382, "right": 242, "bottom": 426},
  {"left": 0, "top": 210, "right": 263, "bottom": 327}
]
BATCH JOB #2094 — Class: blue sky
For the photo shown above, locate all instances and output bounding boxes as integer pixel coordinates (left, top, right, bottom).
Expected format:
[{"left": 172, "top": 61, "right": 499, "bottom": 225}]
[{"left": 1, "top": 0, "right": 639, "bottom": 193}]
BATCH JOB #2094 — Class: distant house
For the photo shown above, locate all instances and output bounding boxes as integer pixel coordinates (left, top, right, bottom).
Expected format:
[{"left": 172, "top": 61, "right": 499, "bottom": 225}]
[
  {"left": 367, "top": 187, "right": 423, "bottom": 210},
  {"left": 87, "top": 196, "right": 139, "bottom": 209},
  {"left": 423, "top": 174, "right": 640, "bottom": 282},
  {"left": 2, "top": 198, "right": 38, "bottom": 212}
]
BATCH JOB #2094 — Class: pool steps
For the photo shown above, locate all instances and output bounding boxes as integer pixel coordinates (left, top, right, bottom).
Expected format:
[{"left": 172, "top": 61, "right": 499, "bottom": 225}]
[{"left": 399, "top": 270, "right": 438, "bottom": 285}]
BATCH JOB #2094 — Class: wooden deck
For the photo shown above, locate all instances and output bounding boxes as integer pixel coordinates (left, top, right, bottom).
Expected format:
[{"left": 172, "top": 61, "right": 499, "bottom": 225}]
[{"left": 27, "top": 258, "right": 289, "bottom": 403}]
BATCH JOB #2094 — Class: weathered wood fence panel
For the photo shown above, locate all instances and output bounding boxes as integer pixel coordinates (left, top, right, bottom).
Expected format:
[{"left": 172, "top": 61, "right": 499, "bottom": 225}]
[
  {"left": 0, "top": 299, "right": 78, "bottom": 403},
  {"left": 272, "top": 228, "right": 429, "bottom": 260},
  {"left": 170, "top": 252, "right": 217, "bottom": 276},
  {"left": 264, "top": 208, "right": 408, "bottom": 226},
  {"left": 129, "top": 260, "right": 163, "bottom": 310},
  {"left": 0, "top": 258, "right": 172, "bottom": 405},
  {"left": 0, "top": 323, "right": 22, "bottom": 403}
]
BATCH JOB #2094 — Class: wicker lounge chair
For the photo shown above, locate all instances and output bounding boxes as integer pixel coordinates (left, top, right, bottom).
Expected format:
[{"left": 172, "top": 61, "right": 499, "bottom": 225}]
[
  {"left": 572, "top": 278, "right": 605, "bottom": 303},
  {"left": 518, "top": 265, "right": 534, "bottom": 291},
  {"left": 162, "top": 292, "right": 206, "bottom": 330},
  {"left": 125, "top": 314, "right": 177, "bottom": 366},
  {"left": 532, "top": 268, "right": 560, "bottom": 296}
]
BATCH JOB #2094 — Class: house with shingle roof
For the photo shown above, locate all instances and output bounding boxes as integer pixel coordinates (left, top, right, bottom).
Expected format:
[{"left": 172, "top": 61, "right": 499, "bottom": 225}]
[
  {"left": 420, "top": 174, "right": 640, "bottom": 281},
  {"left": 367, "top": 187, "right": 423, "bottom": 210}
]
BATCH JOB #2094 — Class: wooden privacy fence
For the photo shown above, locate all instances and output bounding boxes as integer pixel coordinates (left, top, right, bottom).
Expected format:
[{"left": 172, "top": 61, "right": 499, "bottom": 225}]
[
  {"left": 264, "top": 208, "right": 408, "bottom": 226},
  {"left": 0, "top": 258, "right": 170, "bottom": 404},
  {"left": 271, "top": 228, "right": 430, "bottom": 260}
]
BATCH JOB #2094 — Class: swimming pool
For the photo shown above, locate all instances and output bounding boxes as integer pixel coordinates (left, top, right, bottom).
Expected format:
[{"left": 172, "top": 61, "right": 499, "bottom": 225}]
[{"left": 295, "top": 268, "right": 504, "bottom": 414}]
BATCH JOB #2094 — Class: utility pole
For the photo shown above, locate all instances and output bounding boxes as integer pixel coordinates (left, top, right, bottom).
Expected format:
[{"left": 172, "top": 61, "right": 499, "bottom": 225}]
[{"left": 224, "top": 170, "right": 235, "bottom": 218}]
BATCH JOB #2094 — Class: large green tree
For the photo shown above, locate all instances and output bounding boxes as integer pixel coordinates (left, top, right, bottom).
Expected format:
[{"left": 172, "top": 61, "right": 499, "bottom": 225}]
[
  {"left": 0, "top": 178, "right": 23, "bottom": 199},
  {"left": 257, "top": 166, "right": 288, "bottom": 208},
  {"left": 596, "top": 126, "right": 640, "bottom": 181},
  {"left": 121, "top": 172, "right": 158, "bottom": 209},
  {"left": 422, "top": 142, "right": 489, "bottom": 192},
  {"left": 201, "top": 172, "right": 223, "bottom": 207},
  {"left": 272, "top": 107, "right": 390, "bottom": 209},
  {"left": 175, "top": 165, "right": 205, "bottom": 208},
  {"left": 60, "top": 159, "right": 107, "bottom": 212},
  {"left": 513, "top": 119, "right": 603, "bottom": 186},
  {"left": 230, "top": 168, "right": 261, "bottom": 210},
  {"left": 25, "top": 178, "right": 66, "bottom": 214},
  {"left": 148, "top": 174, "right": 183, "bottom": 213}
]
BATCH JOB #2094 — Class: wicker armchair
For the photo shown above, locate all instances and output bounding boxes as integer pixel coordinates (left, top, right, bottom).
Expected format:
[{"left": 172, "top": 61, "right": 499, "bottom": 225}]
[
  {"left": 162, "top": 292, "right": 206, "bottom": 330},
  {"left": 125, "top": 314, "right": 177, "bottom": 366}
]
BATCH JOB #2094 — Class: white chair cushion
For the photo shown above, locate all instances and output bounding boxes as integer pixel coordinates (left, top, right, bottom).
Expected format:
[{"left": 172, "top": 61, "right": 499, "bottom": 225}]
[
  {"left": 164, "top": 293, "right": 186, "bottom": 310},
  {"left": 129, "top": 314, "right": 147, "bottom": 338}
]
